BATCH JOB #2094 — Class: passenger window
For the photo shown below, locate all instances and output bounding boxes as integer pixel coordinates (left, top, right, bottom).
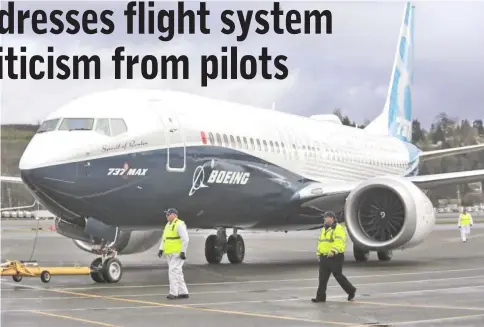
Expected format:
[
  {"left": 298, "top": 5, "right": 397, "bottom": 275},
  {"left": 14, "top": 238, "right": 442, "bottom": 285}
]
[
  {"left": 216, "top": 133, "right": 222, "bottom": 146},
  {"left": 250, "top": 138, "right": 255, "bottom": 150},
  {"left": 269, "top": 141, "right": 274, "bottom": 152},
  {"left": 236, "top": 136, "right": 242, "bottom": 148},
  {"left": 223, "top": 134, "right": 229, "bottom": 146},
  {"left": 95, "top": 118, "right": 111, "bottom": 136},
  {"left": 263, "top": 140, "right": 268, "bottom": 152},
  {"left": 274, "top": 141, "right": 280, "bottom": 153},
  {"left": 230, "top": 135, "right": 236, "bottom": 148},
  {"left": 59, "top": 118, "right": 94, "bottom": 131},
  {"left": 110, "top": 119, "right": 127, "bottom": 136},
  {"left": 256, "top": 139, "right": 261, "bottom": 151},
  {"left": 243, "top": 137, "right": 248, "bottom": 149},
  {"left": 208, "top": 132, "right": 215, "bottom": 145}
]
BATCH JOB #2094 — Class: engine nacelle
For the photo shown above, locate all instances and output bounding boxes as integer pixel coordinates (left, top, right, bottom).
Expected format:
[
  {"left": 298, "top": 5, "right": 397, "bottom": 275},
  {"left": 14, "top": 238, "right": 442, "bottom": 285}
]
[
  {"left": 344, "top": 175, "right": 435, "bottom": 251},
  {"left": 54, "top": 218, "right": 162, "bottom": 255},
  {"left": 73, "top": 229, "right": 162, "bottom": 255}
]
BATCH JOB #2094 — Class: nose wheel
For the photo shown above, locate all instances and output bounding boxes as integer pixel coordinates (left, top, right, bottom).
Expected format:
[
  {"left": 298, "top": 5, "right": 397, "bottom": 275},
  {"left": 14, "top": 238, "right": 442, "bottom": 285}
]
[{"left": 90, "top": 257, "right": 123, "bottom": 283}]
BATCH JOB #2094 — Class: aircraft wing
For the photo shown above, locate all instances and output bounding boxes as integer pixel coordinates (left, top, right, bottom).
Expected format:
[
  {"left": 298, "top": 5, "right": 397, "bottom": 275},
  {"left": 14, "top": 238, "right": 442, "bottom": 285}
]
[
  {"left": 419, "top": 143, "right": 484, "bottom": 162},
  {"left": 297, "top": 169, "right": 484, "bottom": 204},
  {"left": 406, "top": 169, "right": 484, "bottom": 189},
  {"left": 0, "top": 176, "right": 23, "bottom": 184}
]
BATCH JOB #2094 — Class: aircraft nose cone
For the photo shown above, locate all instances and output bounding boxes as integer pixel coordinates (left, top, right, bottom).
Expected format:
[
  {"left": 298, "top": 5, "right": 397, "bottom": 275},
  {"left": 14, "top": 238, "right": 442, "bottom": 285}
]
[{"left": 20, "top": 169, "right": 37, "bottom": 191}]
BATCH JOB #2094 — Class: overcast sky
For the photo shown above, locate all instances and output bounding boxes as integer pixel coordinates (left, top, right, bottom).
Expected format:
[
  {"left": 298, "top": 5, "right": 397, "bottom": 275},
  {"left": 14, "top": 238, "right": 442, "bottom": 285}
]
[{"left": 1, "top": 1, "right": 483, "bottom": 128}]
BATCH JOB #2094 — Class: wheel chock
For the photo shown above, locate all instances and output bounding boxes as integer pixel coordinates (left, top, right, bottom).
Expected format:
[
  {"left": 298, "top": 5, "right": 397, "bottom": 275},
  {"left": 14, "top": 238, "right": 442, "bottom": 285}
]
[{"left": 0, "top": 260, "right": 91, "bottom": 283}]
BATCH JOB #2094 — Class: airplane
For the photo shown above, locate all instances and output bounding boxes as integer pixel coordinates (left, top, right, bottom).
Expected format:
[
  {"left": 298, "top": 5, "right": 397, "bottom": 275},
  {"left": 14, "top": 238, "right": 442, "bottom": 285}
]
[{"left": 1, "top": 1, "right": 484, "bottom": 284}]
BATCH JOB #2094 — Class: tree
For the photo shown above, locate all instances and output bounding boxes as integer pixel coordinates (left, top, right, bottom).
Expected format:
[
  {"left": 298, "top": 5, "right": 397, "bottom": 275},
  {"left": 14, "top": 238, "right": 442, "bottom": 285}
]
[
  {"left": 473, "top": 119, "right": 484, "bottom": 135},
  {"left": 412, "top": 119, "right": 424, "bottom": 145}
]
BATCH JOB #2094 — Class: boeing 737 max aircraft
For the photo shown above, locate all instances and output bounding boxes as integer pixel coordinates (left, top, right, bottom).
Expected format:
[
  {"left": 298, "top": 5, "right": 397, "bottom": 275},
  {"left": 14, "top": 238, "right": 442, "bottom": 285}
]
[{"left": 2, "top": 2, "right": 484, "bottom": 283}]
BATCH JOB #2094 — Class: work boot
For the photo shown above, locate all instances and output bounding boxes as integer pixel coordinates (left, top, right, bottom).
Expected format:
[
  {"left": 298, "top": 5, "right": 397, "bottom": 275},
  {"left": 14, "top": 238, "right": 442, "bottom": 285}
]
[
  {"left": 311, "top": 297, "right": 325, "bottom": 303},
  {"left": 348, "top": 290, "right": 356, "bottom": 301},
  {"left": 178, "top": 294, "right": 189, "bottom": 299},
  {"left": 166, "top": 294, "right": 177, "bottom": 300}
]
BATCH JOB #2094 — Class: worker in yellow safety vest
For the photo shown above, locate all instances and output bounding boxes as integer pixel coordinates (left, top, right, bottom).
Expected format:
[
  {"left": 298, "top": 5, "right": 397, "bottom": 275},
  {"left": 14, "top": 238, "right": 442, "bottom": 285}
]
[
  {"left": 312, "top": 211, "right": 356, "bottom": 303},
  {"left": 458, "top": 208, "right": 473, "bottom": 243},
  {"left": 158, "top": 208, "right": 189, "bottom": 299}
]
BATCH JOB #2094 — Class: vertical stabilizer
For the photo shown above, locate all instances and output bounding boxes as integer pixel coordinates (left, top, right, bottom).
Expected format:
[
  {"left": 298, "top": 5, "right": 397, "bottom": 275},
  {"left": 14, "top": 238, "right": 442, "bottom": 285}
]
[{"left": 364, "top": 2, "right": 415, "bottom": 143}]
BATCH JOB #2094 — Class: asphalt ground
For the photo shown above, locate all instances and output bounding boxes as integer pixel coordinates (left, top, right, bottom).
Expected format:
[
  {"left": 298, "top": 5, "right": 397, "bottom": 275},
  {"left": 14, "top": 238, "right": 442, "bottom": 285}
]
[{"left": 2, "top": 222, "right": 484, "bottom": 327}]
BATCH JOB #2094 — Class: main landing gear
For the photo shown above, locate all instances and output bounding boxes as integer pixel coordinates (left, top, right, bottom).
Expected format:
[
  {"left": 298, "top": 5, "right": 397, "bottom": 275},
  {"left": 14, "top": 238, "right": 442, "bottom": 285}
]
[
  {"left": 353, "top": 245, "right": 393, "bottom": 262},
  {"left": 89, "top": 244, "right": 123, "bottom": 283},
  {"left": 205, "top": 228, "right": 245, "bottom": 264}
]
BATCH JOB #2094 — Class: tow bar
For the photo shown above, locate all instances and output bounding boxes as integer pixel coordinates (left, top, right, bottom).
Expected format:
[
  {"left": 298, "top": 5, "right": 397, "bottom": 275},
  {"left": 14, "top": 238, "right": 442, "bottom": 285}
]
[{"left": 0, "top": 260, "right": 91, "bottom": 283}]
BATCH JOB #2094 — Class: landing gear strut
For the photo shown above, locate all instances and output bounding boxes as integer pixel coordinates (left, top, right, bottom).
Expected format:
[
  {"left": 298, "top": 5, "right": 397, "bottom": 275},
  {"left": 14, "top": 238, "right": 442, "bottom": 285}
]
[
  {"left": 353, "top": 245, "right": 393, "bottom": 262},
  {"left": 89, "top": 244, "right": 123, "bottom": 283},
  {"left": 205, "top": 228, "right": 245, "bottom": 264}
]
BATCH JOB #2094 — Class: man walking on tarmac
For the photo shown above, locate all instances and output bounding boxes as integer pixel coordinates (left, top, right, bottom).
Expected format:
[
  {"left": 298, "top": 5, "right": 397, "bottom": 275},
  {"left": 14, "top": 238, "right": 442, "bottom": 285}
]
[
  {"left": 158, "top": 208, "right": 190, "bottom": 299},
  {"left": 312, "top": 211, "right": 356, "bottom": 303},
  {"left": 458, "top": 208, "right": 473, "bottom": 242}
]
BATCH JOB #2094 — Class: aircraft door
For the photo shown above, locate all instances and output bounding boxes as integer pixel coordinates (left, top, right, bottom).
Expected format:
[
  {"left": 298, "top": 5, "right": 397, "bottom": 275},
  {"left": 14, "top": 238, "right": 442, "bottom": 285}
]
[
  {"left": 147, "top": 100, "right": 186, "bottom": 173},
  {"left": 285, "top": 125, "right": 299, "bottom": 160},
  {"left": 164, "top": 108, "right": 186, "bottom": 172}
]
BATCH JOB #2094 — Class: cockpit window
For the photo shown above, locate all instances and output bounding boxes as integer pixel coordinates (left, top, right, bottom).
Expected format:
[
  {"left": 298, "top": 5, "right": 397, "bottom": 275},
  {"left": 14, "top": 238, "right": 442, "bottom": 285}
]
[
  {"left": 37, "top": 119, "right": 59, "bottom": 133},
  {"left": 110, "top": 119, "right": 127, "bottom": 136},
  {"left": 95, "top": 119, "right": 111, "bottom": 136},
  {"left": 59, "top": 118, "right": 94, "bottom": 131}
]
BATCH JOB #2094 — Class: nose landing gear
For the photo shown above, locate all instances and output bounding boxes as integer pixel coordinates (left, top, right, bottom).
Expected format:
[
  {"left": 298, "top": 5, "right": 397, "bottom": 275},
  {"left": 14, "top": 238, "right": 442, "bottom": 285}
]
[{"left": 89, "top": 246, "right": 123, "bottom": 283}]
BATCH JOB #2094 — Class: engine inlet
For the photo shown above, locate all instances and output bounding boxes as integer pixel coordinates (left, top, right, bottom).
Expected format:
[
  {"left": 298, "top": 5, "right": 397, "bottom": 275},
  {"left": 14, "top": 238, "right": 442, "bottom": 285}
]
[{"left": 357, "top": 187, "right": 405, "bottom": 242}]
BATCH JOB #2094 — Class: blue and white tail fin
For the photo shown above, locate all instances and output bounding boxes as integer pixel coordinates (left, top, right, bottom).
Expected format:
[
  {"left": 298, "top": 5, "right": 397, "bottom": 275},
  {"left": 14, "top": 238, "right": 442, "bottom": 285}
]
[{"left": 364, "top": 2, "right": 415, "bottom": 143}]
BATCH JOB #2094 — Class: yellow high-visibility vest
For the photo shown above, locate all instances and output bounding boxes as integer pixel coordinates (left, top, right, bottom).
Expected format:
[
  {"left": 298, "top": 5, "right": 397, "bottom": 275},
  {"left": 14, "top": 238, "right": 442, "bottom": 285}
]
[
  {"left": 317, "top": 223, "right": 346, "bottom": 256},
  {"left": 459, "top": 213, "right": 472, "bottom": 226},
  {"left": 162, "top": 218, "right": 183, "bottom": 254}
]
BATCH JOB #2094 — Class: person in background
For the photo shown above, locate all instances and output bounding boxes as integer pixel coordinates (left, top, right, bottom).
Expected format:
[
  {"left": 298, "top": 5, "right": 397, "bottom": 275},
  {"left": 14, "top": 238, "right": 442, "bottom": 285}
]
[
  {"left": 458, "top": 208, "right": 473, "bottom": 242},
  {"left": 312, "top": 211, "right": 356, "bottom": 303},
  {"left": 158, "top": 208, "right": 189, "bottom": 299}
]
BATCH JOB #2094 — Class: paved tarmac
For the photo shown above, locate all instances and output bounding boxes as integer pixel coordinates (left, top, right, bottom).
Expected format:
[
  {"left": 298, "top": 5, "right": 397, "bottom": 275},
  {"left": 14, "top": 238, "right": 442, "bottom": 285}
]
[{"left": 2, "top": 222, "right": 484, "bottom": 327}]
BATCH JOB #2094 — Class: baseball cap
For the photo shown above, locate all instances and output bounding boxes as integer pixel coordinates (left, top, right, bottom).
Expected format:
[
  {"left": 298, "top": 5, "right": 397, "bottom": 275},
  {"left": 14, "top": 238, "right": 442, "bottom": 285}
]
[
  {"left": 323, "top": 211, "right": 336, "bottom": 218},
  {"left": 165, "top": 208, "right": 178, "bottom": 215}
]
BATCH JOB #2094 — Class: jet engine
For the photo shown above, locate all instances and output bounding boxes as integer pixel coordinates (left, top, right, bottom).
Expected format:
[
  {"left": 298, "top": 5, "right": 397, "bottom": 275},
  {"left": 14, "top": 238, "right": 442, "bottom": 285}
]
[
  {"left": 55, "top": 219, "right": 162, "bottom": 255},
  {"left": 344, "top": 175, "right": 435, "bottom": 252}
]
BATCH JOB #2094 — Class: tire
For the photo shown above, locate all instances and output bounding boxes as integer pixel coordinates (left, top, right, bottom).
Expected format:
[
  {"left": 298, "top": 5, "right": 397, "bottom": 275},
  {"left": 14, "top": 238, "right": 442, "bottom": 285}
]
[
  {"left": 90, "top": 257, "right": 105, "bottom": 283},
  {"left": 353, "top": 246, "right": 370, "bottom": 262},
  {"left": 12, "top": 275, "right": 22, "bottom": 282},
  {"left": 101, "top": 258, "right": 123, "bottom": 283},
  {"left": 227, "top": 234, "right": 245, "bottom": 264},
  {"left": 205, "top": 234, "right": 223, "bottom": 264},
  {"left": 377, "top": 250, "right": 393, "bottom": 261},
  {"left": 40, "top": 270, "right": 51, "bottom": 283}
]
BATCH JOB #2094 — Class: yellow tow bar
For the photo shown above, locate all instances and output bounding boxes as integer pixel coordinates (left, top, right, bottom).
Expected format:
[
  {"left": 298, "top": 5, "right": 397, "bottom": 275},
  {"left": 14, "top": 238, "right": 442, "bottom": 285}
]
[{"left": 0, "top": 260, "right": 91, "bottom": 283}]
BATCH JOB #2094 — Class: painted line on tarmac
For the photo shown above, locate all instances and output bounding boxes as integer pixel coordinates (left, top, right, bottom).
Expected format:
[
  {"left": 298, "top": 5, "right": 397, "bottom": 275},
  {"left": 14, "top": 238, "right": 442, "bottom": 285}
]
[
  {"left": 29, "top": 310, "right": 121, "bottom": 327},
  {"left": 4, "top": 275, "right": 484, "bottom": 300},
  {"left": 383, "top": 313, "right": 484, "bottom": 326},
  {"left": 3, "top": 284, "right": 484, "bottom": 318},
  {"left": 3, "top": 266, "right": 481, "bottom": 291},
  {"left": 0, "top": 282, "right": 358, "bottom": 326}
]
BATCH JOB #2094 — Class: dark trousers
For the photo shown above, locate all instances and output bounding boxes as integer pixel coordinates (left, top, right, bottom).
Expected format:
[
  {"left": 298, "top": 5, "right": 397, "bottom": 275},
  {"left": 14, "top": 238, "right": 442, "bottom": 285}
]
[{"left": 316, "top": 253, "right": 356, "bottom": 300}]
